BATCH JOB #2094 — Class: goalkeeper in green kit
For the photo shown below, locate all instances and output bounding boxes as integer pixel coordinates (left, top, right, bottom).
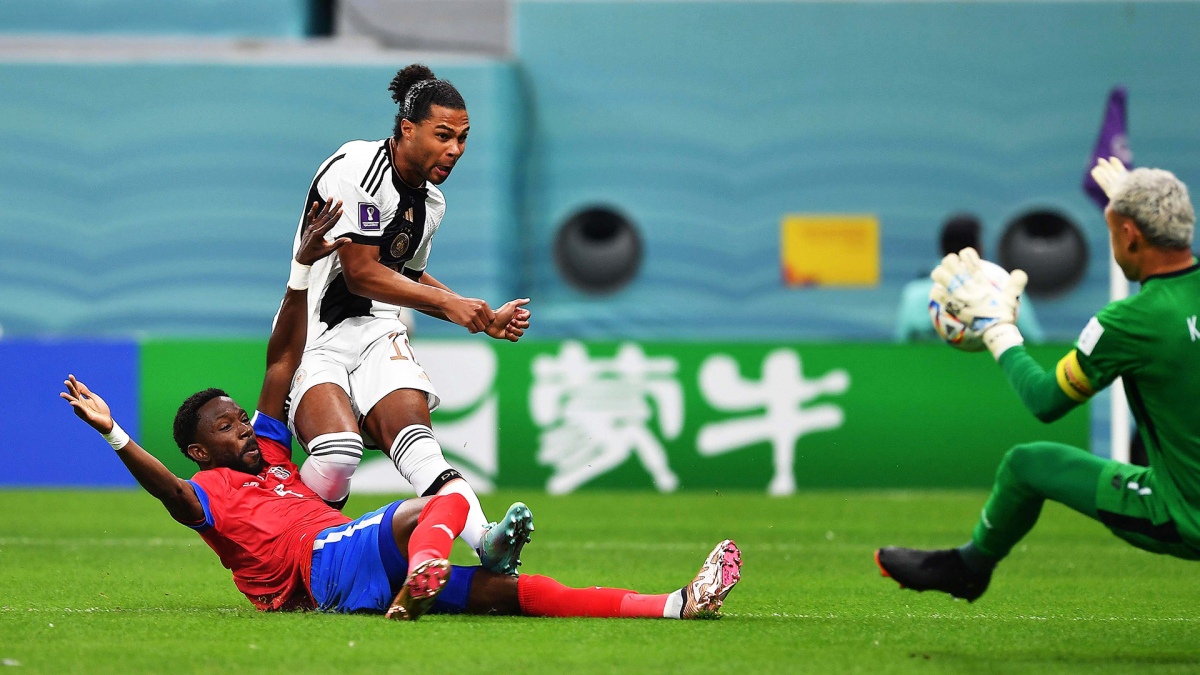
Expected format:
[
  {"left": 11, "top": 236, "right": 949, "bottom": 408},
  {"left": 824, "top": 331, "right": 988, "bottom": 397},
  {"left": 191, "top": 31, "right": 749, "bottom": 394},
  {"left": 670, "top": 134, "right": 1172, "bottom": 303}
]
[{"left": 876, "top": 158, "right": 1200, "bottom": 601}]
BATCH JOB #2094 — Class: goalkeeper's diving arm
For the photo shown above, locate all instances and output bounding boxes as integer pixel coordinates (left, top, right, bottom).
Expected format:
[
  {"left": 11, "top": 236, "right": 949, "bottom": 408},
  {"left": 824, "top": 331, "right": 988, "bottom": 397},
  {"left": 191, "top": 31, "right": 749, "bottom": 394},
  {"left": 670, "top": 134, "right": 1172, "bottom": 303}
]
[
  {"left": 936, "top": 246, "right": 1082, "bottom": 425},
  {"left": 980, "top": 155, "right": 1129, "bottom": 424}
]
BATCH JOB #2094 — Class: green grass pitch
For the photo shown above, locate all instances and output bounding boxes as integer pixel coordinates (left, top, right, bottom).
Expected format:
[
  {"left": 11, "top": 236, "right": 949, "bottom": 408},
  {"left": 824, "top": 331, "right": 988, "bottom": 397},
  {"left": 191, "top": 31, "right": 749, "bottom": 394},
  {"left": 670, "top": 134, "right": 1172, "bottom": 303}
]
[{"left": 3, "top": 489, "right": 1199, "bottom": 673}]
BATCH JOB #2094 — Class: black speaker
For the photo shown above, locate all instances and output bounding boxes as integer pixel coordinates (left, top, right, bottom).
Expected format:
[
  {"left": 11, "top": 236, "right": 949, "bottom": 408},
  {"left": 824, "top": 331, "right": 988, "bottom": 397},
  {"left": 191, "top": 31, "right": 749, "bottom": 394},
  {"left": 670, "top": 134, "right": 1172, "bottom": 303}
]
[
  {"left": 554, "top": 206, "right": 642, "bottom": 294},
  {"left": 998, "top": 209, "right": 1089, "bottom": 297}
]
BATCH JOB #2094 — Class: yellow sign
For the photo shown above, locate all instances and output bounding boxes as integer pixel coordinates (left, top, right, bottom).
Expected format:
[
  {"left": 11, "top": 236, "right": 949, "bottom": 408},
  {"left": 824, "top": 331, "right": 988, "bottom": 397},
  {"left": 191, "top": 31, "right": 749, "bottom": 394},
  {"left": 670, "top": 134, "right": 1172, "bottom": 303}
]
[{"left": 780, "top": 214, "right": 880, "bottom": 287}]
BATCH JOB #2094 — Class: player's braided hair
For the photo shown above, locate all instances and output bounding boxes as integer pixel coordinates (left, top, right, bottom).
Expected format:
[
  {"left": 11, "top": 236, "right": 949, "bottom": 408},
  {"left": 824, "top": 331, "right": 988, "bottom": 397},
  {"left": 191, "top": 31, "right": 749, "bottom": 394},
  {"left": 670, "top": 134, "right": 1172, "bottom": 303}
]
[
  {"left": 173, "top": 388, "right": 229, "bottom": 459},
  {"left": 388, "top": 63, "right": 466, "bottom": 137}
]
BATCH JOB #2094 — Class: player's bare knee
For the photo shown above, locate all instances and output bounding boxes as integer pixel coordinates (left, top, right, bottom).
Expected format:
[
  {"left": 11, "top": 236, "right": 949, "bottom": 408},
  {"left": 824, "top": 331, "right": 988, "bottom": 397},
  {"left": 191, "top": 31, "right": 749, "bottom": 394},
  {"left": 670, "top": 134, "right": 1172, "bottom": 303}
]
[
  {"left": 362, "top": 388, "right": 432, "bottom": 447},
  {"left": 294, "top": 383, "right": 358, "bottom": 444}
]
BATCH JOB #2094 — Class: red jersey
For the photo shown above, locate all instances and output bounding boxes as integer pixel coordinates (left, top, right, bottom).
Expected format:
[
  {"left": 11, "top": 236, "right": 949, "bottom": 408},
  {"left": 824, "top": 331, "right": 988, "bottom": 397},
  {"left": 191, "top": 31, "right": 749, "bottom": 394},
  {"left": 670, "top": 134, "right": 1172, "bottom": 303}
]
[{"left": 181, "top": 412, "right": 350, "bottom": 611}]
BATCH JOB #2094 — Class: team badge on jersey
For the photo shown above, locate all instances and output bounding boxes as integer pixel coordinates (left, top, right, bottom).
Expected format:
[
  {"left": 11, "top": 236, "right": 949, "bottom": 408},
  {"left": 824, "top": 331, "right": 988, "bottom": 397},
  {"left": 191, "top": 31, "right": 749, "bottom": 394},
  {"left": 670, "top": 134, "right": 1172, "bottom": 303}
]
[
  {"left": 359, "top": 203, "right": 381, "bottom": 231},
  {"left": 391, "top": 232, "right": 411, "bottom": 258}
]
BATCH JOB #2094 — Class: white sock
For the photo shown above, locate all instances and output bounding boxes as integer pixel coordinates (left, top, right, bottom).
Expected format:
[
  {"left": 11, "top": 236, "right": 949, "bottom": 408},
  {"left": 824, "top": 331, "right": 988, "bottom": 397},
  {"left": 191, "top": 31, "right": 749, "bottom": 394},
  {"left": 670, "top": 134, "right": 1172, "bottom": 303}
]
[
  {"left": 663, "top": 588, "right": 686, "bottom": 619},
  {"left": 389, "top": 424, "right": 490, "bottom": 551},
  {"left": 300, "top": 432, "right": 363, "bottom": 503},
  {"left": 436, "top": 479, "right": 490, "bottom": 552}
]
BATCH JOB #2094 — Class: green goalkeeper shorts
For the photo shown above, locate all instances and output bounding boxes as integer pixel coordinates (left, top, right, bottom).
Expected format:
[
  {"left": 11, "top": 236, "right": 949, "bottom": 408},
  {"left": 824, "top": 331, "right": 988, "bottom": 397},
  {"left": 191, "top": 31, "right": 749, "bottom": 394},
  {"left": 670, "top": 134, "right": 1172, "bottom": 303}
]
[{"left": 1095, "top": 462, "right": 1200, "bottom": 560}]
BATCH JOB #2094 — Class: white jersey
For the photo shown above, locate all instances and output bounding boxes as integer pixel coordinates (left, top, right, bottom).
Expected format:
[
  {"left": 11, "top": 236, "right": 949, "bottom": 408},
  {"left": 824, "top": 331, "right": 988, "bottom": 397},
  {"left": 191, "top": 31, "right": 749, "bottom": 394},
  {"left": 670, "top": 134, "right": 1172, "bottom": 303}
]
[{"left": 289, "top": 138, "right": 445, "bottom": 345}]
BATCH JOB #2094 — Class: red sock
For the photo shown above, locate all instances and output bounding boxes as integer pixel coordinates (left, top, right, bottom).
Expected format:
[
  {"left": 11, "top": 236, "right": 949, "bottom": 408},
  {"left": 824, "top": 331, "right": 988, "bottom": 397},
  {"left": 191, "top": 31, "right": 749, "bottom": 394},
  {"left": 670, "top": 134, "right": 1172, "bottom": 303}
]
[
  {"left": 517, "top": 575, "right": 669, "bottom": 618},
  {"left": 618, "top": 592, "right": 671, "bottom": 618},
  {"left": 408, "top": 493, "right": 468, "bottom": 569}
]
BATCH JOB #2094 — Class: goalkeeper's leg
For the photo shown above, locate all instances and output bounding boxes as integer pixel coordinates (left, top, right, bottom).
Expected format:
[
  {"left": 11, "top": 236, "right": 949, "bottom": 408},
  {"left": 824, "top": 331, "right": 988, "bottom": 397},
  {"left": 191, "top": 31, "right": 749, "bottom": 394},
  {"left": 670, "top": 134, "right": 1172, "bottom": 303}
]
[
  {"left": 962, "top": 442, "right": 1200, "bottom": 566},
  {"left": 876, "top": 441, "right": 1104, "bottom": 601},
  {"left": 967, "top": 441, "right": 1105, "bottom": 564}
]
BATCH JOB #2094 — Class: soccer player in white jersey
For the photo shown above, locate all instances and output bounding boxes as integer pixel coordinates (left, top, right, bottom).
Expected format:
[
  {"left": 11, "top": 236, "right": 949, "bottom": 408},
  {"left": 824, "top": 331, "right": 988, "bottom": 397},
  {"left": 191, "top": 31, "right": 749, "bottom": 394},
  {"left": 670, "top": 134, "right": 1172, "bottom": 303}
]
[{"left": 283, "top": 64, "right": 532, "bottom": 574}]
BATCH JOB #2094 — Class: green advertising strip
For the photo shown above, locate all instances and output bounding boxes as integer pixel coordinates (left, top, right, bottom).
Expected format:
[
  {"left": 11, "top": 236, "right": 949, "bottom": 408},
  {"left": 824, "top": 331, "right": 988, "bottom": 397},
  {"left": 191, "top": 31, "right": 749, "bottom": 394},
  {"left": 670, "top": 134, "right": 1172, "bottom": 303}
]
[
  {"left": 140, "top": 339, "right": 271, "bottom": 479},
  {"left": 140, "top": 339, "right": 1087, "bottom": 491}
]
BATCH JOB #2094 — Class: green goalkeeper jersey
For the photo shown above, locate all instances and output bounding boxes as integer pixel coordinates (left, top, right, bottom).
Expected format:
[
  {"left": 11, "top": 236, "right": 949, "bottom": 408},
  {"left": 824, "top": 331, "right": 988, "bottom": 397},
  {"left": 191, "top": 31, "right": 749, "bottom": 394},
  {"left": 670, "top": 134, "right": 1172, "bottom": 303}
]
[{"left": 1055, "top": 262, "right": 1200, "bottom": 539}]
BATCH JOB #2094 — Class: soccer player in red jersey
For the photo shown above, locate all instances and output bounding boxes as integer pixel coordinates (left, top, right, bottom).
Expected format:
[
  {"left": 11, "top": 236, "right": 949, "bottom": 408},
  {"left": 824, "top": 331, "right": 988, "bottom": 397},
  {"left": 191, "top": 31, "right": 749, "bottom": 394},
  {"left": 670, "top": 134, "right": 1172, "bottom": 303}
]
[{"left": 61, "top": 201, "right": 741, "bottom": 620}]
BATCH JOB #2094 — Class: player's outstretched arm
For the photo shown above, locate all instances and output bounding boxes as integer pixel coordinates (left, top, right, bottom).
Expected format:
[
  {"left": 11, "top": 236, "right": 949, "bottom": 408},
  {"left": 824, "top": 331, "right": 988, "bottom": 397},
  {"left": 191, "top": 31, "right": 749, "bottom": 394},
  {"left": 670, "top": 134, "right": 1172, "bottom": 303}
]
[
  {"left": 405, "top": 270, "right": 454, "bottom": 322},
  {"left": 338, "top": 244, "right": 496, "bottom": 334},
  {"left": 257, "top": 199, "right": 348, "bottom": 421},
  {"left": 408, "top": 272, "right": 531, "bottom": 341},
  {"left": 932, "top": 248, "right": 1081, "bottom": 422},
  {"left": 60, "top": 375, "right": 204, "bottom": 524}
]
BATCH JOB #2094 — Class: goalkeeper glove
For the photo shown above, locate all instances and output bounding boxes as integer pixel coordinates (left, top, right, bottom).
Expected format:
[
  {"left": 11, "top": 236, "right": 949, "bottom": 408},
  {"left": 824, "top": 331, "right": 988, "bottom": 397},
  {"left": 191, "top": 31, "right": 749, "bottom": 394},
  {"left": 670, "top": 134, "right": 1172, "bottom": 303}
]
[
  {"left": 1090, "top": 156, "right": 1130, "bottom": 200},
  {"left": 931, "top": 247, "right": 1029, "bottom": 359}
]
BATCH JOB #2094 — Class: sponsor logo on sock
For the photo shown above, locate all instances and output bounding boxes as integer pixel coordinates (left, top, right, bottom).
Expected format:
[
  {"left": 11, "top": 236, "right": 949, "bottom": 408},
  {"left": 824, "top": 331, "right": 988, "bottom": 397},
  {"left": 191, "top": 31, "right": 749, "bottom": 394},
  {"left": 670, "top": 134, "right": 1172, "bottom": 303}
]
[{"left": 980, "top": 508, "right": 993, "bottom": 530}]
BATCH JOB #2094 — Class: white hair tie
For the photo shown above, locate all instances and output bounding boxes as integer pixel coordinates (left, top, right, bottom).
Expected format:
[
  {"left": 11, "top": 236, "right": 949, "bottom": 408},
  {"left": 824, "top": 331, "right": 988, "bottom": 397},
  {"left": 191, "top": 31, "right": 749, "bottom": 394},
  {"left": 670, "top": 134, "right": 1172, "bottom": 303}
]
[{"left": 402, "top": 79, "right": 436, "bottom": 120}]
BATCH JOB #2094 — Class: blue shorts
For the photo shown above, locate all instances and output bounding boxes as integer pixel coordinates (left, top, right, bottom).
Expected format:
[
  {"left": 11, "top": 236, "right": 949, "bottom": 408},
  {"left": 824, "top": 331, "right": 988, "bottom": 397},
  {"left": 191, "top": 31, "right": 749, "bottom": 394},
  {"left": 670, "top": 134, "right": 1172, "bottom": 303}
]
[{"left": 308, "top": 500, "right": 478, "bottom": 614}]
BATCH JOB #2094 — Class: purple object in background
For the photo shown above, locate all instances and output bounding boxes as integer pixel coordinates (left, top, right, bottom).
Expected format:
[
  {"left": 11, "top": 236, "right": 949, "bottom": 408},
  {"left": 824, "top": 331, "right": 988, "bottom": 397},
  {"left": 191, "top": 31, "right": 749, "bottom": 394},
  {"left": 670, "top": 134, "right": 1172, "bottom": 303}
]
[{"left": 1083, "top": 86, "right": 1134, "bottom": 211}]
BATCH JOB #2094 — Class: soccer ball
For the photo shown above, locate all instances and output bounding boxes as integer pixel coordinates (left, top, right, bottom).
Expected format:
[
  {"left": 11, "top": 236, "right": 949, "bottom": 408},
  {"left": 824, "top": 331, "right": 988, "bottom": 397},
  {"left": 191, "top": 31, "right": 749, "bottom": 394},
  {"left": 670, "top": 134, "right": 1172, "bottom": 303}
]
[{"left": 928, "top": 260, "right": 1013, "bottom": 352}]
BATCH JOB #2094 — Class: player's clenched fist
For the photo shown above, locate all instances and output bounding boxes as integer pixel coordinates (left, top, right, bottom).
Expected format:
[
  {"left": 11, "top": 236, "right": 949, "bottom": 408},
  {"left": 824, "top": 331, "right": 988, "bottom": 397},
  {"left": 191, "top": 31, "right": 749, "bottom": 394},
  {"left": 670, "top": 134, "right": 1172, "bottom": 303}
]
[
  {"left": 485, "top": 298, "right": 531, "bottom": 342},
  {"left": 443, "top": 296, "right": 496, "bottom": 333}
]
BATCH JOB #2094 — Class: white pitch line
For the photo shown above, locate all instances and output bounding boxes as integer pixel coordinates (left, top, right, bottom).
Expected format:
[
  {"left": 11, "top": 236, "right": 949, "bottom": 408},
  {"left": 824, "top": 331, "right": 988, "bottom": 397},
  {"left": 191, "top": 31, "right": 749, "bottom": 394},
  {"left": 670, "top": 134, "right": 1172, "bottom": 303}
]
[
  {"left": 1, "top": 606, "right": 246, "bottom": 614},
  {"left": 3, "top": 606, "right": 1197, "bottom": 623},
  {"left": 0, "top": 537, "right": 198, "bottom": 547},
  {"left": 0, "top": 537, "right": 784, "bottom": 551},
  {"left": 523, "top": 540, "right": 1166, "bottom": 556},
  {"left": 725, "top": 613, "right": 1200, "bottom": 622},
  {"left": 0, "top": 537, "right": 1175, "bottom": 556}
]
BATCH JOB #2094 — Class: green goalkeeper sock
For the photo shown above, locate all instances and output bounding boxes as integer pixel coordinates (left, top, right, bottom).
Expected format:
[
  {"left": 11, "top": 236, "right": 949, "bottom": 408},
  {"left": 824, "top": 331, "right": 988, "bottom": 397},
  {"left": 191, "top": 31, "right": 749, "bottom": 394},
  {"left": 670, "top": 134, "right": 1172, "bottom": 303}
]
[{"left": 971, "top": 441, "right": 1105, "bottom": 561}]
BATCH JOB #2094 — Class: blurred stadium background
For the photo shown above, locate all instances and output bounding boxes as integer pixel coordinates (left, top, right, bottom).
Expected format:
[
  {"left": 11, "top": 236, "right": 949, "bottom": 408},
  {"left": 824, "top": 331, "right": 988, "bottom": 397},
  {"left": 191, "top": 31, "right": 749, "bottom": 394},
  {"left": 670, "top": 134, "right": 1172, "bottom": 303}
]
[
  {"left": 2, "top": 1, "right": 1200, "bottom": 667},
  {"left": 3, "top": 2, "right": 1200, "bottom": 670},
  {"left": 5, "top": 0, "right": 1198, "bottom": 492}
]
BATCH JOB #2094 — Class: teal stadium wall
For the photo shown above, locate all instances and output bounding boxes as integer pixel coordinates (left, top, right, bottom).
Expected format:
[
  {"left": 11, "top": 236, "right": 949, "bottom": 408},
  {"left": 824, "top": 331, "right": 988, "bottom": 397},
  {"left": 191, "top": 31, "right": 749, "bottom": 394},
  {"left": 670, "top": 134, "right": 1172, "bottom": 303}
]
[
  {"left": 0, "top": 61, "right": 523, "bottom": 336},
  {"left": 4, "top": 1, "right": 1190, "bottom": 487},
  {"left": 0, "top": 0, "right": 312, "bottom": 37},
  {"left": 512, "top": 0, "right": 1200, "bottom": 339},
  {"left": 1, "top": 2, "right": 1199, "bottom": 340}
]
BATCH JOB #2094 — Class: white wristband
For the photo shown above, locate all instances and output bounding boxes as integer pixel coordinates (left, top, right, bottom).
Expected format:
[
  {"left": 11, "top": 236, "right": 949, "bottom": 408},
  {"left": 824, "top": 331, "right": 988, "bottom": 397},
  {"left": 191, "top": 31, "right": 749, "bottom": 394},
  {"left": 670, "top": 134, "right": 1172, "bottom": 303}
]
[
  {"left": 102, "top": 421, "right": 131, "bottom": 451},
  {"left": 983, "top": 323, "right": 1025, "bottom": 361},
  {"left": 287, "top": 260, "right": 312, "bottom": 291}
]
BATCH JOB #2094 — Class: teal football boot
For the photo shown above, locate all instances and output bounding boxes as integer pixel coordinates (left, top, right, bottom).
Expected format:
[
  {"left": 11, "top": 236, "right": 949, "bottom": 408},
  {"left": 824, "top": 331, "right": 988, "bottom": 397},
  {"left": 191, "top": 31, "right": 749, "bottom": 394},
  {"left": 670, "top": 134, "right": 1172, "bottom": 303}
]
[{"left": 478, "top": 502, "right": 534, "bottom": 576}]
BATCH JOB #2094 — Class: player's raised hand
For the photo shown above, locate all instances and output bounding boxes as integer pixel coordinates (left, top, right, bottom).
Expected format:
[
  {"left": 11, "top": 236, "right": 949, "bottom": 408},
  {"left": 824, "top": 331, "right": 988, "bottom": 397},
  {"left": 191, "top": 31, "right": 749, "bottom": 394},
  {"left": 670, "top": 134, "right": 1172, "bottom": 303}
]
[
  {"left": 932, "top": 247, "right": 1026, "bottom": 333},
  {"left": 60, "top": 374, "right": 114, "bottom": 434},
  {"left": 930, "top": 249, "right": 972, "bottom": 292},
  {"left": 295, "top": 199, "right": 350, "bottom": 265},
  {"left": 485, "top": 298, "right": 531, "bottom": 342},
  {"left": 444, "top": 296, "right": 496, "bottom": 334},
  {"left": 1091, "top": 156, "right": 1130, "bottom": 200}
]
